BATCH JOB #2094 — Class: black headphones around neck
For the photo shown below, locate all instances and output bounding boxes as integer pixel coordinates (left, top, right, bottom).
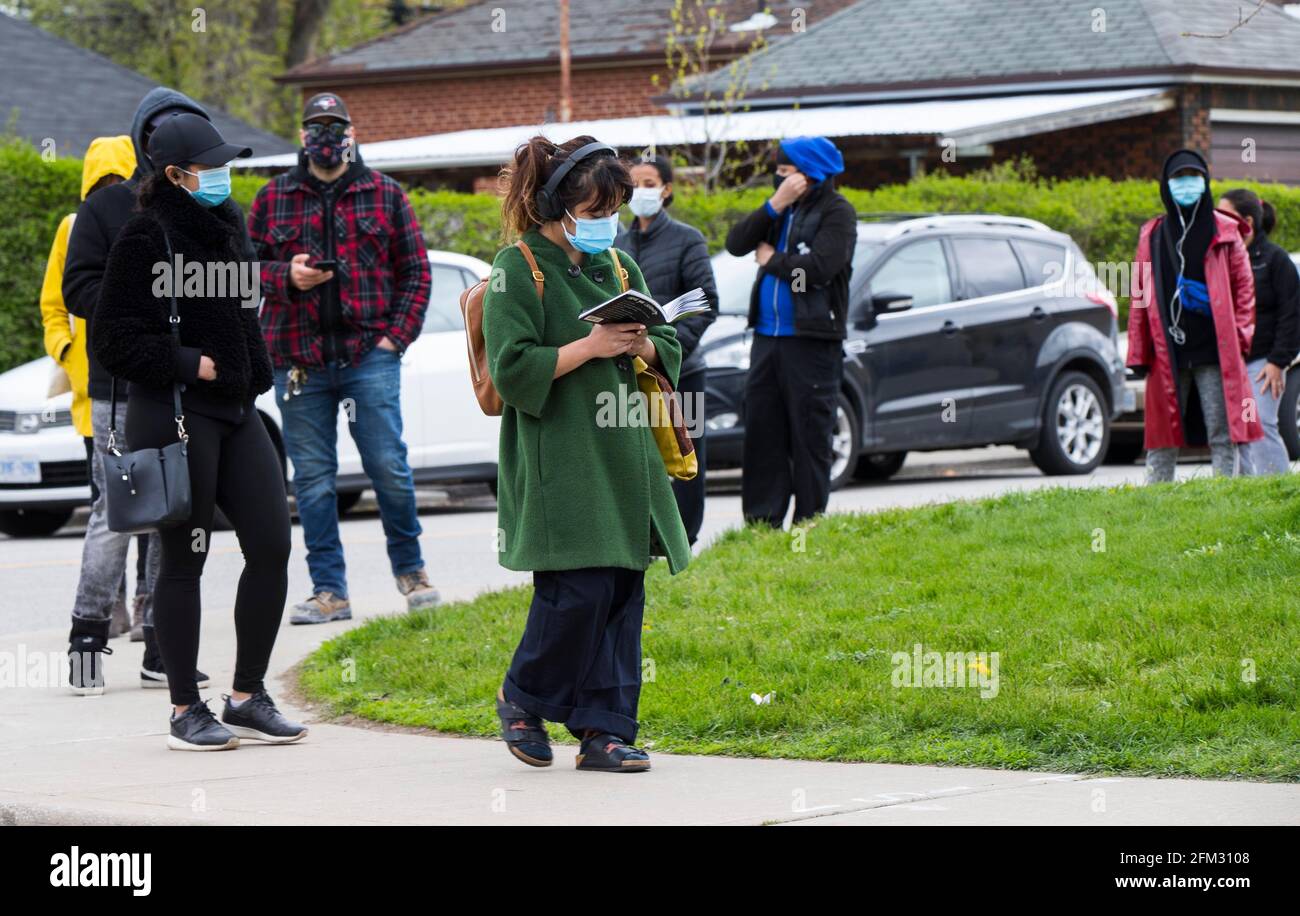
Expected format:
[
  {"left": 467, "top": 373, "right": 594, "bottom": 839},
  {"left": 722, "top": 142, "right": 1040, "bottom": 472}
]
[{"left": 535, "top": 141, "right": 618, "bottom": 222}]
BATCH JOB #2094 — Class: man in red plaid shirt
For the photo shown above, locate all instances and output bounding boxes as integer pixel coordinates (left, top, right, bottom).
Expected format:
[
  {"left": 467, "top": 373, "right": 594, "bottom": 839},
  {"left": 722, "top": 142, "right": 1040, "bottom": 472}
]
[{"left": 250, "top": 92, "right": 437, "bottom": 624}]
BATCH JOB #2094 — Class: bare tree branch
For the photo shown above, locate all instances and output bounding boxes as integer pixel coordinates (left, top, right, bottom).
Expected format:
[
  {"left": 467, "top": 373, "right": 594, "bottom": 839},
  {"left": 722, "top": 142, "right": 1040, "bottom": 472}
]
[{"left": 1181, "top": 0, "right": 1267, "bottom": 39}]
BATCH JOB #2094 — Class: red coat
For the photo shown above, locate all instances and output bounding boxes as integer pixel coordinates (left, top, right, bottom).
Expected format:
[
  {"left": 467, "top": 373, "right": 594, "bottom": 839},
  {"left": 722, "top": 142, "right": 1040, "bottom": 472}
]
[{"left": 1126, "top": 210, "right": 1261, "bottom": 448}]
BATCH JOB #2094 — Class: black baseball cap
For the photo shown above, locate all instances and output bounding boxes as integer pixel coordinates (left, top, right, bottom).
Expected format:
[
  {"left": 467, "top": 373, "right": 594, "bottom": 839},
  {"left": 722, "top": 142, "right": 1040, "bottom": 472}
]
[
  {"left": 303, "top": 92, "right": 351, "bottom": 124},
  {"left": 148, "top": 113, "right": 252, "bottom": 169}
]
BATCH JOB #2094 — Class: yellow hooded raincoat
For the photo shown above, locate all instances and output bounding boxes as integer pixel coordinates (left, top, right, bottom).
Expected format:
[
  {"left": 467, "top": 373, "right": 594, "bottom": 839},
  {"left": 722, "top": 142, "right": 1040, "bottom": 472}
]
[{"left": 40, "top": 136, "right": 136, "bottom": 436}]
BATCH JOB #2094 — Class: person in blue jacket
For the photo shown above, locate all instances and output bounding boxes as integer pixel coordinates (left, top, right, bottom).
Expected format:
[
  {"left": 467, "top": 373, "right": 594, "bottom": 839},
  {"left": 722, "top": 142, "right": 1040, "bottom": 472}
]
[{"left": 725, "top": 137, "right": 857, "bottom": 527}]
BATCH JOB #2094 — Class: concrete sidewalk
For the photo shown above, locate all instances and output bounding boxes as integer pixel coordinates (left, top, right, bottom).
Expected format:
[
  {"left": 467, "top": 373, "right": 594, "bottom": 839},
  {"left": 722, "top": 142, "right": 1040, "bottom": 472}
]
[{"left": 3, "top": 589, "right": 1298, "bottom": 826}]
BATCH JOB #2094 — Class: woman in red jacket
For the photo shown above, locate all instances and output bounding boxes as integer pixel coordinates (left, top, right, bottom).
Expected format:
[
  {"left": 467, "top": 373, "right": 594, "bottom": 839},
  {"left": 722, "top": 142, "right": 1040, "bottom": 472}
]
[{"left": 1126, "top": 149, "right": 1261, "bottom": 481}]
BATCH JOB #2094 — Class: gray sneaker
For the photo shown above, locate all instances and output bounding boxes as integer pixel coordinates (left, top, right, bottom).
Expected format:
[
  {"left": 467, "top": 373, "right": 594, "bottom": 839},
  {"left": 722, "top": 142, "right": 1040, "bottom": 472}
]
[
  {"left": 108, "top": 593, "right": 130, "bottom": 639},
  {"left": 289, "top": 591, "right": 352, "bottom": 625},
  {"left": 396, "top": 569, "right": 440, "bottom": 611}
]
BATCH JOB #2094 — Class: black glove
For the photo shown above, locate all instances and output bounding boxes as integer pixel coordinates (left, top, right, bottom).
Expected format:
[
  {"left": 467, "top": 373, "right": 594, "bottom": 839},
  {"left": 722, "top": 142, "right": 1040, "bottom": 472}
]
[{"left": 1127, "top": 365, "right": 1149, "bottom": 381}]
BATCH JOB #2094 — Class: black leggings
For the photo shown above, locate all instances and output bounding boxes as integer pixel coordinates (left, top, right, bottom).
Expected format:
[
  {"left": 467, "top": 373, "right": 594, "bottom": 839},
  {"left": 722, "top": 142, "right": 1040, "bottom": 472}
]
[{"left": 127, "top": 396, "right": 290, "bottom": 706}]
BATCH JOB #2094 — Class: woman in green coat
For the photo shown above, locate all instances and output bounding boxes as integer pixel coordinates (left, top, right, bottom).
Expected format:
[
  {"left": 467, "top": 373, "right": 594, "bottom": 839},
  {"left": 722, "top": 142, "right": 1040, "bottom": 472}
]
[{"left": 483, "top": 135, "right": 690, "bottom": 773}]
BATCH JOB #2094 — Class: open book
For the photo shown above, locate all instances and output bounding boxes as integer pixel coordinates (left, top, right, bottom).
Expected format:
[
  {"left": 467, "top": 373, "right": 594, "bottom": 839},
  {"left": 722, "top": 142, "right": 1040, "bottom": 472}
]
[{"left": 578, "top": 287, "right": 711, "bottom": 326}]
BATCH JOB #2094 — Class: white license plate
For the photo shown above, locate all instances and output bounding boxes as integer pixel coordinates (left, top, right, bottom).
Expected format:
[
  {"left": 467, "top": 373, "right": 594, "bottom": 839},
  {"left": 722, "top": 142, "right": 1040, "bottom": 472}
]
[{"left": 0, "top": 457, "right": 41, "bottom": 484}]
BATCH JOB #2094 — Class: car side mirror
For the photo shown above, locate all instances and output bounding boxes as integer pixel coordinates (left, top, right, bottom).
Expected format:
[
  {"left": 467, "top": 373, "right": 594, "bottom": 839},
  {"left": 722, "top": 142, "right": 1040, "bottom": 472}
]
[{"left": 872, "top": 290, "right": 914, "bottom": 313}]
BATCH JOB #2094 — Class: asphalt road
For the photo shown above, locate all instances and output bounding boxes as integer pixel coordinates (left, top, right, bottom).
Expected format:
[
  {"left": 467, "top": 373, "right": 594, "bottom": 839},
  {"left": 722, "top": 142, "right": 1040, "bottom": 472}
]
[{"left": 0, "top": 445, "right": 1160, "bottom": 637}]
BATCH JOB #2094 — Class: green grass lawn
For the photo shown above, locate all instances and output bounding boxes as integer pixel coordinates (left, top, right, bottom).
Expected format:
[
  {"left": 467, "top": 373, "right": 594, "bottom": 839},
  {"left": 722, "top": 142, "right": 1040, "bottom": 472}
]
[{"left": 298, "top": 475, "right": 1300, "bottom": 780}]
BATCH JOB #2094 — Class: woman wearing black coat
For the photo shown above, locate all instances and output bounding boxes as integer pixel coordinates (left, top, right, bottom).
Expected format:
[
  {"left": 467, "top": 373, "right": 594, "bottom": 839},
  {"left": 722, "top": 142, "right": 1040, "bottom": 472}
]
[
  {"left": 615, "top": 156, "right": 718, "bottom": 544},
  {"left": 92, "top": 114, "right": 306, "bottom": 751},
  {"left": 1219, "top": 188, "right": 1300, "bottom": 475}
]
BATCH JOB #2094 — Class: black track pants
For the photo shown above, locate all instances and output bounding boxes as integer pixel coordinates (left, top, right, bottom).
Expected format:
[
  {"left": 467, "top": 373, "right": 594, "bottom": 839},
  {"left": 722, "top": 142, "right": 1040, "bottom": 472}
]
[{"left": 741, "top": 334, "right": 842, "bottom": 527}]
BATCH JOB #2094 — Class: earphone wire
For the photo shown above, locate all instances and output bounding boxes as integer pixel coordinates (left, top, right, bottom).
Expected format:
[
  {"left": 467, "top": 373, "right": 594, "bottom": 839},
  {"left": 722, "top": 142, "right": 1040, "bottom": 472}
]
[{"left": 1167, "top": 194, "right": 1201, "bottom": 346}]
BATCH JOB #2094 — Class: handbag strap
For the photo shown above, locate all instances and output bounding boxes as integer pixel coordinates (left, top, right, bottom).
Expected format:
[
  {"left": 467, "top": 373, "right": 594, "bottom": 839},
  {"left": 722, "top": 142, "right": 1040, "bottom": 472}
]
[
  {"left": 514, "top": 240, "right": 545, "bottom": 300},
  {"left": 608, "top": 247, "right": 629, "bottom": 292},
  {"left": 108, "top": 226, "right": 186, "bottom": 453}
]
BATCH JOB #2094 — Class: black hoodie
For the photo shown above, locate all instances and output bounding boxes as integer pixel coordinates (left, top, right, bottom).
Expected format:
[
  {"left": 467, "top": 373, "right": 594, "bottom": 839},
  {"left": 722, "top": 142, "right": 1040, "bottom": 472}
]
[
  {"left": 62, "top": 88, "right": 256, "bottom": 401},
  {"left": 1154, "top": 149, "right": 1218, "bottom": 368}
]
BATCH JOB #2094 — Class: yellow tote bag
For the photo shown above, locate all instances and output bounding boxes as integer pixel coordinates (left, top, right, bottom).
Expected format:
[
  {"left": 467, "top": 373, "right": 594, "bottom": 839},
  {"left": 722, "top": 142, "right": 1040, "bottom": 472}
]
[{"left": 631, "top": 355, "right": 698, "bottom": 481}]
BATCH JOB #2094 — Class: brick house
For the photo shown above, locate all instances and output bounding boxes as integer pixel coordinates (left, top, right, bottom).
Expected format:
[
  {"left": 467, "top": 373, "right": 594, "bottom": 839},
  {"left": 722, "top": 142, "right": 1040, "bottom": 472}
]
[
  {"left": 255, "top": 0, "right": 1300, "bottom": 188},
  {"left": 278, "top": 0, "right": 858, "bottom": 142}
]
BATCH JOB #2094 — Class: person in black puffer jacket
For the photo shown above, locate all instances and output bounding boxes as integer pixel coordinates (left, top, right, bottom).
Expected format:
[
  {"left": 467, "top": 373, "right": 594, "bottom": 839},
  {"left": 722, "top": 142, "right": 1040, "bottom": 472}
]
[
  {"left": 615, "top": 155, "right": 718, "bottom": 544},
  {"left": 1219, "top": 188, "right": 1300, "bottom": 475},
  {"left": 93, "top": 114, "right": 306, "bottom": 753}
]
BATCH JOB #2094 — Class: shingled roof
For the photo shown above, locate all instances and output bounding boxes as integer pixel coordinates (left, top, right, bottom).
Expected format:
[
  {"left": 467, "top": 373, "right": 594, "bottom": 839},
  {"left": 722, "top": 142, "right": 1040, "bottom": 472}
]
[
  {"left": 0, "top": 13, "right": 294, "bottom": 159},
  {"left": 680, "top": 0, "right": 1300, "bottom": 104},
  {"left": 282, "top": 0, "right": 858, "bottom": 83}
]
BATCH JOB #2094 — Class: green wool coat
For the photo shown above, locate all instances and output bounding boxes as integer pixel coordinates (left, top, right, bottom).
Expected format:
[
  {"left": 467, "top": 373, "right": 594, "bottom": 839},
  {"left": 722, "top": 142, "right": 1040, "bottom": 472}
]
[{"left": 483, "top": 229, "right": 691, "bottom": 575}]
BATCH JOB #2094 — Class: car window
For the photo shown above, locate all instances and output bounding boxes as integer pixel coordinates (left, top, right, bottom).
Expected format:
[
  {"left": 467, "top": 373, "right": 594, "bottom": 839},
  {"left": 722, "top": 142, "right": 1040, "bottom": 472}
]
[
  {"left": 951, "top": 237, "right": 1026, "bottom": 298},
  {"left": 1013, "top": 239, "right": 1068, "bottom": 288},
  {"left": 423, "top": 264, "right": 472, "bottom": 333},
  {"left": 851, "top": 239, "right": 883, "bottom": 276},
  {"left": 868, "top": 239, "right": 951, "bottom": 308}
]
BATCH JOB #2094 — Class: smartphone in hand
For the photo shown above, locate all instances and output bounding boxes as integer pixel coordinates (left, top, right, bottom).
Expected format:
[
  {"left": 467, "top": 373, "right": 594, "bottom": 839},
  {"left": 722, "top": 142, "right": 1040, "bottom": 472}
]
[{"left": 310, "top": 259, "right": 337, "bottom": 272}]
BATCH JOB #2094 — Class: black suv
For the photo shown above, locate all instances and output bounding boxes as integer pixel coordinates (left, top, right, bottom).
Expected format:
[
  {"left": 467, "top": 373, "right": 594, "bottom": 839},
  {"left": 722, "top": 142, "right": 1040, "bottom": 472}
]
[{"left": 698, "top": 214, "right": 1130, "bottom": 487}]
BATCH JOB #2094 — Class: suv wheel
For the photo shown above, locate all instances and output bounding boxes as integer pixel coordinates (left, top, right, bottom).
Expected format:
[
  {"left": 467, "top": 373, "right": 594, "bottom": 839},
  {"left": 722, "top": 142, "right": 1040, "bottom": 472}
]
[
  {"left": 0, "top": 507, "right": 74, "bottom": 538},
  {"left": 1029, "top": 371, "right": 1109, "bottom": 475},
  {"left": 829, "top": 392, "right": 860, "bottom": 491},
  {"left": 854, "top": 451, "right": 906, "bottom": 481}
]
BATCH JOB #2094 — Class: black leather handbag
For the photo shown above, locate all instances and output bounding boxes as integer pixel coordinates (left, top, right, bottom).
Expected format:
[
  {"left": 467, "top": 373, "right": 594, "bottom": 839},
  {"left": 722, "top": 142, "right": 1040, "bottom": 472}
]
[{"left": 103, "top": 230, "right": 193, "bottom": 534}]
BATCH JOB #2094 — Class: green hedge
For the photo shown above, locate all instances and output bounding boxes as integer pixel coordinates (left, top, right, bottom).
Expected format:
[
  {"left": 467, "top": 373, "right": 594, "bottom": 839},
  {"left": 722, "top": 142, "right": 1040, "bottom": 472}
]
[
  {"left": 4, "top": 142, "right": 1299, "bottom": 375},
  {"left": 0, "top": 139, "right": 83, "bottom": 373}
]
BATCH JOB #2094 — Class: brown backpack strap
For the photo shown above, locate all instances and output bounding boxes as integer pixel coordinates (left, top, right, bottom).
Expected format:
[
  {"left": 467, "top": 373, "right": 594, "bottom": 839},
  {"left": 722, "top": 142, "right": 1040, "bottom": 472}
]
[
  {"left": 514, "top": 240, "right": 544, "bottom": 299},
  {"left": 608, "top": 247, "right": 629, "bottom": 292}
]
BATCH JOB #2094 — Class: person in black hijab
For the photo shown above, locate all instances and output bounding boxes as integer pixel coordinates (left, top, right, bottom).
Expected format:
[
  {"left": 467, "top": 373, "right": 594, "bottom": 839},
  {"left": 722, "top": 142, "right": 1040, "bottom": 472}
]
[{"left": 1126, "top": 149, "right": 1261, "bottom": 481}]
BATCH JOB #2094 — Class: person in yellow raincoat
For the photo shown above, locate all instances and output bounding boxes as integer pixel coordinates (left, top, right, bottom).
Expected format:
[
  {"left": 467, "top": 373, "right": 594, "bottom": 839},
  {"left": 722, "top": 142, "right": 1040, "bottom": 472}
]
[{"left": 40, "top": 136, "right": 135, "bottom": 637}]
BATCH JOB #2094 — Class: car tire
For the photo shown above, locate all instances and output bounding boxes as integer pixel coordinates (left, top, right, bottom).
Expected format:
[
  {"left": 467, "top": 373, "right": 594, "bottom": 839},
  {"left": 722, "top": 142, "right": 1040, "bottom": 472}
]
[
  {"left": 1102, "top": 440, "right": 1144, "bottom": 465},
  {"left": 854, "top": 451, "right": 907, "bottom": 481},
  {"left": 829, "top": 391, "right": 861, "bottom": 491},
  {"left": 1280, "top": 369, "right": 1300, "bottom": 461},
  {"left": 0, "top": 507, "right": 74, "bottom": 538},
  {"left": 337, "top": 490, "right": 362, "bottom": 516},
  {"left": 1029, "top": 371, "right": 1110, "bottom": 476},
  {"left": 487, "top": 477, "right": 498, "bottom": 499}
]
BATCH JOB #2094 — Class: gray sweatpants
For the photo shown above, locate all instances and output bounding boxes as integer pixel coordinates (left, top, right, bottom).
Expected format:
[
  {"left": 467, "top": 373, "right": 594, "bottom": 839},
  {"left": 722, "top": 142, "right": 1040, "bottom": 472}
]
[
  {"left": 1145, "top": 364, "right": 1239, "bottom": 483},
  {"left": 71, "top": 398, "right": 160, "bottom": 626}
]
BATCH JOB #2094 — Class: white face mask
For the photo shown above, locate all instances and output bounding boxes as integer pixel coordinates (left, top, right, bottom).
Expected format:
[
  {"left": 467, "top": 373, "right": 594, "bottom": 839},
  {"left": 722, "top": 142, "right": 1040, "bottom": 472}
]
[{"left": 628, "top": 186, "right": 664, "bottom": 218}]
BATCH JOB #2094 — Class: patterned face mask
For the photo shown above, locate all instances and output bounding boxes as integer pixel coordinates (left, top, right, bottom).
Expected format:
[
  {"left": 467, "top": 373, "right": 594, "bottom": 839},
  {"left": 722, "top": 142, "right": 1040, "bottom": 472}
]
[{"left": 302, "top": 132, "right": 348, "bottom": 167}]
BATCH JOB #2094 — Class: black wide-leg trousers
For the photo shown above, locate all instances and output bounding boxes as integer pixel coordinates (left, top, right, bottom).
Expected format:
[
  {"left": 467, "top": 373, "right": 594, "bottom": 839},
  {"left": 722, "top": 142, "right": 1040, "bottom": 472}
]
[{"left": 504, "top": 566, "right": 647, "bottom": 743}]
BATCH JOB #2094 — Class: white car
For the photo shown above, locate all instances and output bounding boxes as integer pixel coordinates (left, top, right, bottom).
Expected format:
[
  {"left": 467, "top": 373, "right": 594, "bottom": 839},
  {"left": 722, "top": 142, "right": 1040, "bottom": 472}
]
[{"left": 0, "top": 250, "right": 497, "bottom": 538}]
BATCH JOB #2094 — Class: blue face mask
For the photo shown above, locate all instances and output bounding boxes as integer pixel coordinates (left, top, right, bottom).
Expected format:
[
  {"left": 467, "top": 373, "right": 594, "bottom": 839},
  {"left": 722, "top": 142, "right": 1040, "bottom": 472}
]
[
  {"left": 177, "top": 166, "right": 232, "bottom": 208},
  {"left": 563, "top": 210, "right": 619, "bottom": 254},
  {"left": 1167, "top": 174, "right": 1205, "bottom": 208}
]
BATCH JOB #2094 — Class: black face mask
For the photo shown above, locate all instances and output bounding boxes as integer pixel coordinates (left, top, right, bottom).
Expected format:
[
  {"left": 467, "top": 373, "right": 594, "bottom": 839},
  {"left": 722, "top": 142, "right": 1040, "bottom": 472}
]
[{"left": 772, "top": 173, "right": 785, "bottom": 192}]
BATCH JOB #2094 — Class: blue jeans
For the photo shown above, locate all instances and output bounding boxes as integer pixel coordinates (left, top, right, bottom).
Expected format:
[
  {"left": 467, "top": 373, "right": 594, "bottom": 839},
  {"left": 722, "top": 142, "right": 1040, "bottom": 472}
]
[
  {"left": 273, "top": 347, "right": 423, "bottom": 597},
  {"left": 1239, "top": 357, "right": 1291, "bottom": 476}
]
